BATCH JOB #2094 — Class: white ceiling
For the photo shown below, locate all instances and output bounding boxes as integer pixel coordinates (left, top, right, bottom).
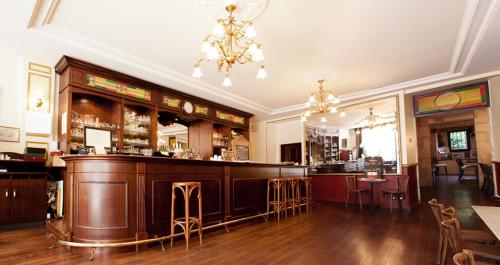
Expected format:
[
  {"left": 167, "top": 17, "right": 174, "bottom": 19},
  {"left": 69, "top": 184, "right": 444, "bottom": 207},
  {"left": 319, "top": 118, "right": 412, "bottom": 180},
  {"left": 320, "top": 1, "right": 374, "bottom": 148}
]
[{"left": 1, "top": 0, "right": 500, "bottom": 121}]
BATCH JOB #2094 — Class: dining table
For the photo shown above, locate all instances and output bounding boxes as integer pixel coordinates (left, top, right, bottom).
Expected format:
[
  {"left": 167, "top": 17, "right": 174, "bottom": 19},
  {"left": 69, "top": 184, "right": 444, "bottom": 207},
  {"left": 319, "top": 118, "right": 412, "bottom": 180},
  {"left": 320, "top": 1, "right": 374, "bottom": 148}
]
[
  {"left": 358, "top": 177, "right": 387, "bottom": 209},
  {"left": 472, "top": 205, "right": 500, "bottom": 240}
]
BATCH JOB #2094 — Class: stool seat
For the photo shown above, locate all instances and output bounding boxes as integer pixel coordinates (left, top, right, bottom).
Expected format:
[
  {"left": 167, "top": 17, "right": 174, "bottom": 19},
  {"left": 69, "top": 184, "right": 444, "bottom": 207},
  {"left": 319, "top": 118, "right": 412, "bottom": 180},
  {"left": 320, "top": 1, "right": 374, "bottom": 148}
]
[
  {"left": 173, "top": 182, "right": 202, "bottom": 187},
  {"left": 170, "top": 181, "right": 203, "bottom": 250}
]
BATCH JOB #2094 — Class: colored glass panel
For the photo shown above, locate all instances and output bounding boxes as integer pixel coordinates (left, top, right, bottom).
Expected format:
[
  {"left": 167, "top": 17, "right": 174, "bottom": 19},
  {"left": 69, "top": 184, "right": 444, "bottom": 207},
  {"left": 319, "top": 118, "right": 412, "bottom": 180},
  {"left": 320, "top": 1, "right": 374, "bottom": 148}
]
[{"left": 85, "top": 74, "right": 151, "bottom": 101}]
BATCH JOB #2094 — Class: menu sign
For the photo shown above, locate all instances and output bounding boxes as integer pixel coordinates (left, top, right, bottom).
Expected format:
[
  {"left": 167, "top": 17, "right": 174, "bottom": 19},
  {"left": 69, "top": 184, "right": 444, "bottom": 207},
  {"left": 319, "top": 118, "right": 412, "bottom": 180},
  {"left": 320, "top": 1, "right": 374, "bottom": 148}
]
[{"left": 236, "top": 145, "right": 249, "bottom": 161}]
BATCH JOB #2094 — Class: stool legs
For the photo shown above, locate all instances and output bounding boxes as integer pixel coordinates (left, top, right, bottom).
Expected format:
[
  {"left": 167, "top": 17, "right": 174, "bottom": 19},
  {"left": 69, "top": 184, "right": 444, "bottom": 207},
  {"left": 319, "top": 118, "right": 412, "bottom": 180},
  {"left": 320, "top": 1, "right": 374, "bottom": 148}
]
[
  {"left": 170, "top": 183, "right": 202, "bottom": 251},
  {"left": 197, "top": 188, "right": 203, "bottom": 247},
  {"left": 170, "top": 187, "right": 176, "bottom": 248}
]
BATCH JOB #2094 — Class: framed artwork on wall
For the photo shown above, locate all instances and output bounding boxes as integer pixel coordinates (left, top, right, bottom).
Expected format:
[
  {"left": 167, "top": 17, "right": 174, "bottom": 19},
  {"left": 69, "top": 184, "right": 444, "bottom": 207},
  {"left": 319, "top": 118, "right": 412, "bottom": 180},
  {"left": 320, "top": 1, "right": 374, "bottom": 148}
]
[
  {"left": 27, "top": 72, "right": 51, "bottom": 112},
  {"left": 0, "top": 126, "right": 20, "bottom": 142}
]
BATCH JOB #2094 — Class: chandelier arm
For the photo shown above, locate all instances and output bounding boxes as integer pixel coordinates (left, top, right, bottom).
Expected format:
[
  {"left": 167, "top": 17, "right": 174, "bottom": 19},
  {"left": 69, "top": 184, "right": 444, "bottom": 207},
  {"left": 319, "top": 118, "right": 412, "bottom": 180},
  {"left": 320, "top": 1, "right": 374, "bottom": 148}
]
[
  {"left": 214, "top": 40, "right": 228, "bottom": 59},
  {"left": 195, "top": 58, "right": 205, "bottom": 66}
]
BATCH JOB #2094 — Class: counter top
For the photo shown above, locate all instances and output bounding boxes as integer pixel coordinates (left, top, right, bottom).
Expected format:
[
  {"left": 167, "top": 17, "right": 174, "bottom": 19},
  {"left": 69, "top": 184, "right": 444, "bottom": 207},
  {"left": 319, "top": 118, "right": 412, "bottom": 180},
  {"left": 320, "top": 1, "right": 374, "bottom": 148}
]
[{"left": 61, "top": 154, "right": 308, "bottom": 168}]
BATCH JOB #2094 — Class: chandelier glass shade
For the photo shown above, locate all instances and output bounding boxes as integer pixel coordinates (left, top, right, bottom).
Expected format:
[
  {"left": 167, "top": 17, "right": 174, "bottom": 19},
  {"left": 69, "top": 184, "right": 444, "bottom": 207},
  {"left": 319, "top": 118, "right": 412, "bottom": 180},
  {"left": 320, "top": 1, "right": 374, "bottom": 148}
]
[
  {"left": 301, "top": 80, "right": 341, "bottom": 123},
  {"left": 192, "top": 2, "right": 266, "bottom": 87}
]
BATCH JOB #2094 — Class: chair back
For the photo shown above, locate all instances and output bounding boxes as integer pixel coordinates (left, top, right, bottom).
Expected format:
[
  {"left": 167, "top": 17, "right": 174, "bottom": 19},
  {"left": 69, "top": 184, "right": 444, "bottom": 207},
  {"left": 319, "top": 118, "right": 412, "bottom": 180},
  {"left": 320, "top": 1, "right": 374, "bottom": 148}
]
[
  {"left": 397, "top": 175, "right": 409, "bottom": 193},
  {"left": 480, "top": 163, "right": 493, "bottom": 181},
  {"left": 428, "top": 199, "right": 445, "bottom": 228},
  {"left": 345, "top": 176, "right": 356, "bottom": 192},
  {"left": 453, "top": 249, "right": 476, "bottom": 265},
  {"left": 456, "top": 159, "right": 464, "bottom": 167},
  {"left": 431, "top": 157, "right": 438, "bottom": 165},
  {"left": 441, "top": 218, "right": 464, "bottom": 255}
]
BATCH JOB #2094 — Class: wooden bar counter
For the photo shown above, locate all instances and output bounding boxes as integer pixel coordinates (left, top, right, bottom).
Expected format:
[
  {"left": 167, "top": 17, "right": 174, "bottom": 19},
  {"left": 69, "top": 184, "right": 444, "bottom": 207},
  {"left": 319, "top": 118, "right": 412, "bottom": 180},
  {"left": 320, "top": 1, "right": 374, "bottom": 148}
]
[{"left": 46, "top": 155, "right": 306, "bottom": 247}]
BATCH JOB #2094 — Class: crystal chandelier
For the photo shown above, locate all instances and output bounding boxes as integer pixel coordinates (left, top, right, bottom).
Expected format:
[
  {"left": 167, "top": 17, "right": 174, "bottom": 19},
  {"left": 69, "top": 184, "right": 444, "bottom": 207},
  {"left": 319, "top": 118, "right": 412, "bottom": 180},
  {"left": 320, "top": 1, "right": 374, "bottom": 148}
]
[
  {"left": 357, "top": 108, "right": 383, "bottom": 129},
  {"left": 301, "top": 80, "right": 341, "bottom": 123},
  {"left": 192, "top": 1, "right": 267, "bottom": 87}
]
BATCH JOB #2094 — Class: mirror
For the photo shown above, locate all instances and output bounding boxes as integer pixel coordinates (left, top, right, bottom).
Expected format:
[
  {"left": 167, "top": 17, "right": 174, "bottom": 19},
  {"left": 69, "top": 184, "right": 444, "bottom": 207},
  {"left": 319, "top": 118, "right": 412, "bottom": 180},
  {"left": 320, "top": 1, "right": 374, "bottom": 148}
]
[
  {"left": 305, "top": 95, "right": 401, "bottom": 174},
  {"left": 157, "top": 112, "right": 189, "bottom": 150}
]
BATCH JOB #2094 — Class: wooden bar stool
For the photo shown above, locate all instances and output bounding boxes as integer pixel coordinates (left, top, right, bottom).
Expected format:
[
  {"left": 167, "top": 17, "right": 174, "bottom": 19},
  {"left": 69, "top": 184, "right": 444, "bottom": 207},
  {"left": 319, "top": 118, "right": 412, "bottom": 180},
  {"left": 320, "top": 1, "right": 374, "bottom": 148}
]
[
  {"left": 170, "top": 182, "right": 202, "bottom": 250},
  {"left": 267, "top": 178, "right": 287, "bottom": 221},
  {"left": 299, "top": 176, "right": 312, "bottom": 213},
  {"left": 288, "top": 177, "right": 302, "bottom": 216}
]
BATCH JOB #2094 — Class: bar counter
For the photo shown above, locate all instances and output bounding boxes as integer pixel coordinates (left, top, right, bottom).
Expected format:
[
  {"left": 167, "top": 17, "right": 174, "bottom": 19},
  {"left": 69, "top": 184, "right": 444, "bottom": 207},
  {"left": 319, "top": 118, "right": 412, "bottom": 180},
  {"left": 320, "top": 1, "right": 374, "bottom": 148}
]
[
  {"left": 46, "top": 155, "right": 306, "bottom": 248},
  {"left": 310, "top": 164, "right": 420, "bottom": 210}
]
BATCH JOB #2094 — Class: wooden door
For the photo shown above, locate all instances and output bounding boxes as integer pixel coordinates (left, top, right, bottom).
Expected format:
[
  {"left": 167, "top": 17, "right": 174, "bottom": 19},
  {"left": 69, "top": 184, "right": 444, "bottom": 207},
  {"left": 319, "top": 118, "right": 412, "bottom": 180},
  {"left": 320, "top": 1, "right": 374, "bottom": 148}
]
[
  {"left": 30, "top": 178, "right": 47, "bottom": 221},
  {"left": 10, "top": 178, "right": 31, "bottom": 223},
  {"left": 0, "top": 179, "right": 11, "bottom": 225}
]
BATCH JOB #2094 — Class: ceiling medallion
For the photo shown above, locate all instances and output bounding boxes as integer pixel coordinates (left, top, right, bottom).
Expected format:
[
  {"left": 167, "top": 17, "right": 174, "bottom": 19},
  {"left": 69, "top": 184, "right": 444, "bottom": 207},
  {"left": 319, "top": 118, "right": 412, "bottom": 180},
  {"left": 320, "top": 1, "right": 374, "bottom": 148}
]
[
  {"left": 301, "top": 80, "right": 343, "bottom": 123},
  {"left": 192, "top": 0, "right": 268, "bottom": 87}
]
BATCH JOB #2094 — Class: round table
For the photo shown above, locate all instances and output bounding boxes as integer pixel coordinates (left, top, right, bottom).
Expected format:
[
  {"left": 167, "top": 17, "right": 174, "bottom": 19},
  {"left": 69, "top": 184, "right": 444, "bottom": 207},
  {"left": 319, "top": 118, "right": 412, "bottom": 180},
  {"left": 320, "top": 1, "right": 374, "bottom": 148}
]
[{"left": 358, "top": 178, "right": 387, "bottom": 209}]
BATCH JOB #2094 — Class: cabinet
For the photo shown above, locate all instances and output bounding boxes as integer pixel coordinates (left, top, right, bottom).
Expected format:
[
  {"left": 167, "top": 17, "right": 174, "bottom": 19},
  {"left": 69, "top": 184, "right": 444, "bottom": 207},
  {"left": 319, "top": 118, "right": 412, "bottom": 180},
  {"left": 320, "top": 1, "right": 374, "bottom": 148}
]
[{"left": 0, "top": 175, "right": 47, "bottom": 225}]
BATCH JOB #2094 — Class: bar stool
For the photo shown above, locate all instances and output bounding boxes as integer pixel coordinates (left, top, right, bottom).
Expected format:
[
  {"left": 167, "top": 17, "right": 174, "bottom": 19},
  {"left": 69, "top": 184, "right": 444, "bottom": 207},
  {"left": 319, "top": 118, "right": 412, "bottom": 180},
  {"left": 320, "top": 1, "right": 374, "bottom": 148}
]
[
  {"left": 170, "top": 182, "right": 202, "bottom": 250},
  {"left": 267, "top": 178, "right": 287, "bottom": 221},
  {"left": 285, "top": 177, "right": 301, "bottom": 216},
  {"left": 299, "top": 176, "right": 312, "bottom": 213}
]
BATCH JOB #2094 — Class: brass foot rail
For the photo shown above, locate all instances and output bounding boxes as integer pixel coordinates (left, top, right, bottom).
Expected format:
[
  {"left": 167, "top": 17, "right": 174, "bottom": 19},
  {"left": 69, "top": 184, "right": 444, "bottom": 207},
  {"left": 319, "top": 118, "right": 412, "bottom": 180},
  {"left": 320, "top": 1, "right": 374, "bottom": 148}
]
[{"left": 48, "top": 203, "right": 309, "bottom": 261}]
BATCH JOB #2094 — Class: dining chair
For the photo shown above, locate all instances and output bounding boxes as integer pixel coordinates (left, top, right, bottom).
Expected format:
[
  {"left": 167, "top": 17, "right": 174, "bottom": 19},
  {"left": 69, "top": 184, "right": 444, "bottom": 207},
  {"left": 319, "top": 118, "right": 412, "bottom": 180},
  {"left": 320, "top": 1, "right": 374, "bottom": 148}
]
[
  {"left": 381, "top": 175, "right": 409, "bottom": 212},
  {"left": 441, "top": 218, "right": 500, "bottom": 265},
  {"left": 453, "top": 249, "right": 480, "bottom": 265},
  {"left": 440, "top": 206, "right": 497, "bottom": 244},
  {"left": 429, "top": 198, "right": 447, "bottom": 264},
  {"left": 479, "top": 163, "right": 494, "bottom": 198},
  {"left": 456, "top": 159, "right": 478, "bottom": 185},
  {"left": 345, "top": 175, "right": 369, "bottom": 209}
]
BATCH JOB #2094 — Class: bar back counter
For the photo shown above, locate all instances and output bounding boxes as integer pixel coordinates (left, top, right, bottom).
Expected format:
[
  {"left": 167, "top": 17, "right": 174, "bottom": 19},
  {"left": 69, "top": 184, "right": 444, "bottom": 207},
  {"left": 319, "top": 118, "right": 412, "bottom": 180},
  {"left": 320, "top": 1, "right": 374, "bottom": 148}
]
[{"left": 46, "top": 155, "right": 306, "bottom": 249}]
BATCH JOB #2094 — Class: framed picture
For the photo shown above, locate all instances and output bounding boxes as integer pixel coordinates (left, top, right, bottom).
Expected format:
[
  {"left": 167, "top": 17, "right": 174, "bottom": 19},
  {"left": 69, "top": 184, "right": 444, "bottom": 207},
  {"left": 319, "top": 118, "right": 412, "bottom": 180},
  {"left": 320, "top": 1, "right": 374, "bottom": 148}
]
[{"left": 0, "top": 126, "right": 20, "bottom": 142}]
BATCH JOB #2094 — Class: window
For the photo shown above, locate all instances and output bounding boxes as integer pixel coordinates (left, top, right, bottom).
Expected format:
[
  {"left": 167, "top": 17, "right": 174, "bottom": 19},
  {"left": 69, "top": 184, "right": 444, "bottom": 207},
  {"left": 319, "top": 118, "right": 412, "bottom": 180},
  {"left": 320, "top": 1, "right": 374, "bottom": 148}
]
[{"left": 448, "top": 130, "right": 469, "bottom": 151}]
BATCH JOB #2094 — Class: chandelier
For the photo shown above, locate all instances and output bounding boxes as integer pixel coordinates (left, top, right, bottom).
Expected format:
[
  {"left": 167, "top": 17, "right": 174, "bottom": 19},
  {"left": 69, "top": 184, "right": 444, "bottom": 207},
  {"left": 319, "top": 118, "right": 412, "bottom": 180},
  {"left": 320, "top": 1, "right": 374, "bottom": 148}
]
[
  {"left": 301, "top": 80, "right": 342, "bottom": 123},
  {"left": 357, "top": 108, "right": 383, "bottom": 129},
  {"left": 192, "top": 2, "right": 267, "bottom": 87}
]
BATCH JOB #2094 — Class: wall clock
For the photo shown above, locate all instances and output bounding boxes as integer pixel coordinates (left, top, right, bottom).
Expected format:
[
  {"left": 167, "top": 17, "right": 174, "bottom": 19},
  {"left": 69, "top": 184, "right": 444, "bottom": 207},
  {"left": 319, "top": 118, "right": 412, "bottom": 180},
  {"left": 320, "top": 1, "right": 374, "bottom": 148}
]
[{"left": 183, "top": 101, "right": 194, "bottom": 114}]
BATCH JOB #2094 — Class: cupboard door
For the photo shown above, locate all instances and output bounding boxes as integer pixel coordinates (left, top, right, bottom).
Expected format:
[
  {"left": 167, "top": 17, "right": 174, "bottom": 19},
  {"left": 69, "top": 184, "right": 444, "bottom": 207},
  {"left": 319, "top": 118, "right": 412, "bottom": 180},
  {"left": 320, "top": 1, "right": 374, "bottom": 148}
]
[
  {"left": 0, "top": 179, "right": 10, "bottom": 225},
  {"left": 29, "top": 178, "right": 47, "bottom": 221},
  {"left": 10, "top": 179, "right": 30, "bottom": 223}
]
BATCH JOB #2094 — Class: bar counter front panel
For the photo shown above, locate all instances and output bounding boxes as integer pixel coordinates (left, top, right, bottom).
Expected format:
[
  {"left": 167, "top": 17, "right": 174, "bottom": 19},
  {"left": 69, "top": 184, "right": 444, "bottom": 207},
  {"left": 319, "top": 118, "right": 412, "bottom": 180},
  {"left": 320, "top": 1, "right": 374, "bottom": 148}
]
[
  {"left": 310, "top": 164, "right": 419, "bottom": 210},
  {"left": 56, "top": 155, "right": 306, "bottom": 244}
]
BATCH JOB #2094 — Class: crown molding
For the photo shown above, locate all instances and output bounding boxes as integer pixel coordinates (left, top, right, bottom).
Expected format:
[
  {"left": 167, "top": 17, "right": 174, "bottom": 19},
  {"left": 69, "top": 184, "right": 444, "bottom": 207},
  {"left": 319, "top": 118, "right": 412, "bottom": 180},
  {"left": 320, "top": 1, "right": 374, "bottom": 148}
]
[
  {"left": 459, "top": 0, "right": 500, "bottom": 73},
  {"left": 448, "top": 0, "right": 479, "bottom": 73},
  {"left": 404, "top": 69, "right": 500, "bottom": 94}
]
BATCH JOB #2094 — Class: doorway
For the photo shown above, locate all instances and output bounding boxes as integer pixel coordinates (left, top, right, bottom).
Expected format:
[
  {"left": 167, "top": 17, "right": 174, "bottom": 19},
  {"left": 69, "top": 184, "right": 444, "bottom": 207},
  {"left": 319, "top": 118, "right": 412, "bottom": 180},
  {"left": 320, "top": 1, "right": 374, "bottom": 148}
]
[{"left": 416, "top": 109, "right": 492, "bottom": 195}]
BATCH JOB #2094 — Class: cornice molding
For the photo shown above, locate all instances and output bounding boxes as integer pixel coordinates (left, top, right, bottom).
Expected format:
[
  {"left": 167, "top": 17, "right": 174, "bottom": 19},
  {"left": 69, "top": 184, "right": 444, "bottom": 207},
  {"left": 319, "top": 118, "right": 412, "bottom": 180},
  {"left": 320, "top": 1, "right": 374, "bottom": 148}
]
[
  {"left": 448, "top": 0, "right": 479, "bottom": 73},
  {"left": 459, "top": 0, "right": 500, "bottom": 73}
]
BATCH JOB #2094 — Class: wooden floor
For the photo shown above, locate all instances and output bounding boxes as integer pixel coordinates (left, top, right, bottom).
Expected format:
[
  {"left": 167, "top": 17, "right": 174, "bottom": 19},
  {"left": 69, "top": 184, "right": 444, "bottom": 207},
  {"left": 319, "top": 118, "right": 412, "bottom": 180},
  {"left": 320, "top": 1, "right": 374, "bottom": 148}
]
[{"left": 0, "top": 174, "right": 498, "bottom": 265}]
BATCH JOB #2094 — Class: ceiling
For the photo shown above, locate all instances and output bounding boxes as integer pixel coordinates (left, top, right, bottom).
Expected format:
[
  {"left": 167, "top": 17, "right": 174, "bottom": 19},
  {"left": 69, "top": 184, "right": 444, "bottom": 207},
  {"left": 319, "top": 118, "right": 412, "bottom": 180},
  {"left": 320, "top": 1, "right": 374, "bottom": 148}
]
[{"left": 1, "top": 0, "right": 500, "bottom": 121}]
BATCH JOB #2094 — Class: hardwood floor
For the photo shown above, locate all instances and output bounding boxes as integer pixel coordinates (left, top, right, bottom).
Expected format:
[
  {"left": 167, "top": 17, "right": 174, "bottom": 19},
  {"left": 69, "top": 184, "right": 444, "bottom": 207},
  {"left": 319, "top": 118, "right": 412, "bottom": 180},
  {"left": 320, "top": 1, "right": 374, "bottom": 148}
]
[{"left": 0, "top": 174, "right": 497, "bottom": 265}]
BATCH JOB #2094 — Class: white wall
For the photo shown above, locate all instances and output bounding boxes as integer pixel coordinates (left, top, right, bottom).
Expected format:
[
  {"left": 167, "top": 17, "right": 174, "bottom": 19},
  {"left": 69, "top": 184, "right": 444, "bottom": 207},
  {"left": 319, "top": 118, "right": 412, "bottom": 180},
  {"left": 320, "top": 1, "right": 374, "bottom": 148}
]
[
  {"left": 0, "top": 52, "right": 26, "bottom": 153},
  {"left": 250, "top": 117, "right": 304, "bottom": 164},
  {"left": 489, "top": 76, "right": 500, "bottom": 160},
  {"left": 0, "top": 51, "right": 55, "bottom": 155}
]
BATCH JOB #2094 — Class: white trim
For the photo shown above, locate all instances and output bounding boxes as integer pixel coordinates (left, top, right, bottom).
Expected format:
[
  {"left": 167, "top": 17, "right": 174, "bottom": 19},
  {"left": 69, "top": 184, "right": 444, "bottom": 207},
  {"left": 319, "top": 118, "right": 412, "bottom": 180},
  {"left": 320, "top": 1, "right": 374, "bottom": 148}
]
[
  {"left": 41, "top": 0, "right": 60, "bottom": 25},
  {"left": 459, "top": 0, "right": 500, "bottom": 73},
  {"left": 404, "top": 69, "right": 500, "bottom": 95},
  {"left": 449, "top": 0, "right": 479, "bottom": 73}
]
